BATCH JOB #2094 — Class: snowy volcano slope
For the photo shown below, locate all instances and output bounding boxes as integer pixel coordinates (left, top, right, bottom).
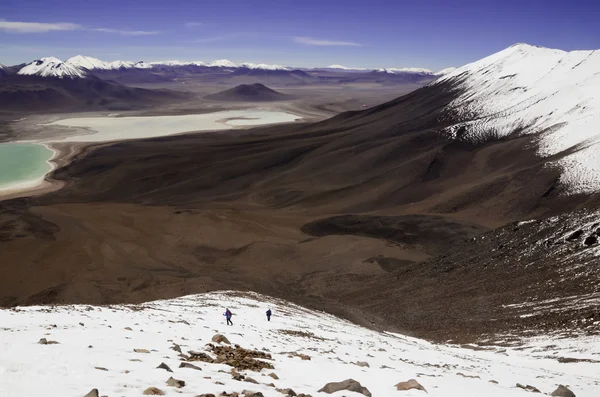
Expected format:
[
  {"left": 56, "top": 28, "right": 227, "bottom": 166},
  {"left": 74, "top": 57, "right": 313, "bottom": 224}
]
[
  {"left": 1, "top": 292, "right": 598, "bottom": 397},
  {"left": 435, "top": 43, "right": 600, "bottom": 195}
]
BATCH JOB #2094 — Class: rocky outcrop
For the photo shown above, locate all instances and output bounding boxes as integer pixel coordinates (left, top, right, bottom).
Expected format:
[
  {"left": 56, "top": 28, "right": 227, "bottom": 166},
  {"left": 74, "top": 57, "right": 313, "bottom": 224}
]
[
  {"left": 551, "top": 385, "right": 576, "bottom": 397},
  {"left": 83, "top": 389, "right": 99, "bottom": 397},
  {"left": 395, "top": 379, "right": 427, "bottom": 393},
  {"left": 142, "top": 387, "right": 165, "bottom": 395},
  {"left": 318, "top": 379, "right": 371, "bottom": 397},
  {"left": 156, "top": 362, "right": 173, "bottom": 372},
  {"left": 166, "top": 377, "right": 185, "bottom": 388},
  {"left": 212, "top": 334, "right": 231, "bottom": 344}
]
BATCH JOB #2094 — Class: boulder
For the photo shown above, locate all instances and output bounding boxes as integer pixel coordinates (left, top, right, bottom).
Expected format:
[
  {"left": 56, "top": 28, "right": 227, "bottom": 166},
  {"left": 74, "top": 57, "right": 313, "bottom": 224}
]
[
  {"left": 212, "top": 334, "right": 231, "bottom": 344},
  {"left": 171, "top": 343, "right": 182, "bottom": 353},
  {"left": 84, "top": 389, "right": 99, "bottom": 397},
  {"left": 180, "top": 362, "right": 202, "bottom": 371},
  {"left": 143, "top": 387, "right": 165, "bottom": 395},
  {"left": 157, "top": 362, "right": 173, "bottom": 372},
  {"left": 276, "top": 388, "right": 297, "bottom": 396},
  {"left": 354, "top": 361, "right": 370, "bottom": 368},
  {"left": 551, "top": 385, "right": 576, "bottom": 397},
  {"left": 395, "top": 379, "right": 427, "bottom": 393},
  {"left": 245, "top": 377, "right": 259, "bottom": 384},
  {"left": 166, "top": 377, "right": 186, "bottom": 388},
  {"left": 38, "top": 338, "right": 59, "bottom": 345},
  {"left": 318, "top": 379, "right": 371, "bottom": 397},
  {"left": 268, "top": 372, "right": 280, "bottom": 380},
  {"left": 134, "top": 348, "right": 150, "bottom": 353},
  {"left": 242, "top": 391, "right": 264, "bottom": 397},
  {"left": 516, "top": 383, "right": 541, "bottom": 393}
]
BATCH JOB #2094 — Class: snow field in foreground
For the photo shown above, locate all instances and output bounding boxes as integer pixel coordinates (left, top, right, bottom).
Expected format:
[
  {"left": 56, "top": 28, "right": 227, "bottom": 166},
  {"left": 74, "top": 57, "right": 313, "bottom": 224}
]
[{"left": 0, "top": 291, "right": 598, "bottom": 397}]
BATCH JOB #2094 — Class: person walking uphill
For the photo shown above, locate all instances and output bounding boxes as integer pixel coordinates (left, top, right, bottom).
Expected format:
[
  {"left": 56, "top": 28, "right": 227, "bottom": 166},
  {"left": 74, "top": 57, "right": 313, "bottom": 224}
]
[
  {"left": 266, "top": 309, "right": 272, "bottom": 321},
  {"left": 224, "top": 308, "right": 233, "bottom": 326}
]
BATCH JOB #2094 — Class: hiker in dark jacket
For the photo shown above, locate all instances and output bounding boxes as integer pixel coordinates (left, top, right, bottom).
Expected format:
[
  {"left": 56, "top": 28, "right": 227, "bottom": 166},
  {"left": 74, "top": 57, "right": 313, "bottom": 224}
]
[
  {"left": 225, "top": 308, "right": 233, "bottom": 326},
  {"left": 266, "top": 309, "right": 272, "bottom": 321}
]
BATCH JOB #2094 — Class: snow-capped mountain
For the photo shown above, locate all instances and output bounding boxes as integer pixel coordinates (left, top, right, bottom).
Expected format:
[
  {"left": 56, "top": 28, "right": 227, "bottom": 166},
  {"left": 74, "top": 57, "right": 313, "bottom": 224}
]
[
  {"left": 65, "top": 55, "right": 110, "bottom": 70},
  {"left": 17, "top": 57, "right": 88, "bottom": 78},
  {"left": 435, "top": 67, "right": 457, "bottom": 76},
  {"left": 0, "top": 291, "right": 596, "bottom": 397},
  {"left": 105, "top": 60, "right": 135, "bottom": 70},
  {"left": 150, "top": 60, "right": 207, "bottom": 67},
  {"left": 386, "top": 67, "right": 434, "bottom": 74},
  {"left": 436, "top": 43, "right": 600, "bottom": 194},
  {"left": 239, "top": 62, "right": 290, "bottom": 71},
  {"left": 208, "top": 59, "right": 238, "bottom": 68}
]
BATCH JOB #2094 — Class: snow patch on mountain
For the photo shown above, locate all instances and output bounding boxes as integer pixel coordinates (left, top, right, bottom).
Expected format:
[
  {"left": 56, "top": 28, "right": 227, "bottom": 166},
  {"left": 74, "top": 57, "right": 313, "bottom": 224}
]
[
  {"left": 240, "top": 62, "right": 290, "bottom": 71},
  {"left": 208, "top": 59, "right": 238, "bottom": 68},
  {"left": 150, "top": 60, "right": 207, "bottom": 67},
  {"left": 0, "top": 291, "right": 598, "bottom": 397},
  {"left": 435, "top": 67, "right": 457, "bottom": 75},
  {"left": 66, "top": 55, "right": 109, "bottom": 70},
  {"left": 17, "top": 57, "right": 87, "bottom": 78},
  {"left": 435, "top": 43, "right": 600, "bottom": 194},
  {"left": 105, "top": 60, "right": 135, "bottom": 70},
  {"left": 387, "top": 67, "right": 434, "bottom": 74}
]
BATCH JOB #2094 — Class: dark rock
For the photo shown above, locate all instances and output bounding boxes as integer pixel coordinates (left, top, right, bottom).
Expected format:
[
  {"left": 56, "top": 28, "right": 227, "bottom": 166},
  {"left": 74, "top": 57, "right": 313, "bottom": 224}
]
[
  {"left": 456, "top": 372, "right": 480, "bottom": 379},
  {"left": 318, "top": 379, "right": 371, "bottom": 397},
  {"left": 244, "top": 377, "right": 259, "bottom": 384},
  {"left": 212, "top": 334, "right": 231, "bottom": 344},
  {"left": 143, "top": 387, "right": 165, "bottom": 395},
  {"left": 516, "top": 383, "right": 541, "bottom": 393},
  {"left": 276, "top": 388, "right": 297, "bottom": 396},
  {"left": 395, "top": 379, "right": 427, "bottom": 392},
  {"left": 84, "top": 389, "right": 99, "bottom": 397},
  {"left": 242, "top": 391, "right": 264, "bottom": 397},
  {"left": 171, "top": 343, "right": 182, "bottom": 353},
  {"left": 94, "top": 367, "right": 108, "bottom": 371},
  {"left": 166, "top": 377, "right": 185, "bottom": 388},
  {"left": 567, "top": 230, "right": 584, "bottom": 241},
  {"left": 551, "top": 385, "right": 576, "bottom": 397},
  {"left": 268, "top": 372, "right": 280, "bottom": 380},
  {"left": 180, "top": 362, "right": 202, "bottom": 371},
  {"left": 354, "top": 361, "right": 370, "bottom": 368},
  {"left": 157, "top": 362, "right": 173, "bottom": 372},
  {"left": 584, "top": 235, "right": 597, "bottom": 246},
  {"left": 38, "top": 338, "right": 59, "bottom": 345},
  {"left": 134, "top": 348, "right": 150, "bottom": 353},
  {"left": 196, "top": 395, "right": 216, "bottom": 397}
]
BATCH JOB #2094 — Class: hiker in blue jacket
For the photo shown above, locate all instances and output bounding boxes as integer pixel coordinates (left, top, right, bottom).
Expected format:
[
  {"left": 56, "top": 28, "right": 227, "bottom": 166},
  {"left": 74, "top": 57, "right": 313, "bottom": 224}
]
[
  {"left": 224, "top": 308, "right": 233, "bottom": 326},
  {"left": 266, "top": 309, "right": 272, "bottom": 321}
]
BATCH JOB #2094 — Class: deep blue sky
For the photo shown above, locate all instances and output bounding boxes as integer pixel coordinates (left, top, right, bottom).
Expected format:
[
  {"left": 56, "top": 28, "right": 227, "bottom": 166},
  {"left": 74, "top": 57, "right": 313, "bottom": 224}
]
[{"left": 1, "top": 0, "right": 599, "bottom": 70}]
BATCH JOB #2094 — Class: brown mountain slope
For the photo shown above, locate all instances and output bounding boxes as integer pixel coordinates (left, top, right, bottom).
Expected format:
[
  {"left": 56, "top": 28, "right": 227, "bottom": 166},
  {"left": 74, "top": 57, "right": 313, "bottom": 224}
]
[{"left": 0, "top": 80, "right": 598, "bottom": 342}]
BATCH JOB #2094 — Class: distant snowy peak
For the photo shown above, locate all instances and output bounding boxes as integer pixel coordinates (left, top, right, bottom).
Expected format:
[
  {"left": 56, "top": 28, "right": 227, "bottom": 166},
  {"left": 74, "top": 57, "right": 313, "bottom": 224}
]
[
  {"left": 150, "top": 60, "right": 206, "bottom": 67},
  {"left": 105, "top": 60, "right": 135, "bottom": 70},
  {"left": 18, "top": 57, "right": 87, "bottom": 79},
  {"left": 387, "top": 67, "right": 434, "bottom": 74},
  {"left": 133, "top": 61, "right": 152, "bottom": 69},
  {"left": 435, "top": 67, "right": 457, "bottom": 76},
  {"left": 208, "top": 59, "right": 238, "bottom": 68},
  {"left": 65, "top": 55, "right": 109, "bottom": 70},
  {"left": 325, "top": 64, "right": 368, "bottom": 71},
  {"left": 435, "top": 42, "right": 600, "bottom": 194},
  {"left": 239, "top": 62, "right": 290, "bottom": 71}
]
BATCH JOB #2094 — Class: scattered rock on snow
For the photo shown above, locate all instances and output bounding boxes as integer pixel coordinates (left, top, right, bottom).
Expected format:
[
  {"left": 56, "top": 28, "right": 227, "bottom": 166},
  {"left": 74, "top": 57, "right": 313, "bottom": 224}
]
[
  {"left": 83, "top": 389, "right": 99, "bottom": 397},
  {"left": 166, "top": 377, "right": 186, "bottom": 388},
  {"left": 94, "top": 367, "right": 108, "bottom": 371},
  {"left": 318, "top": 379, "right": 372, "bottom": 397},
  {"left": 354, "top": 361, "right": 370, "bottom": 368},
  {"left": 179, "top": 362, "right": 202, "bottom": 371},
  {"left": 171, "top": 343, "right": 182, "bottom": 353},
  {"left": 38, "top": 338, "right": 59, "bottom": 345},
  {"left": 268, "top": 372, "right": 280, "bottom": 380},
  {"left": 242, "top": 391, "right": 264, "bottom": 397},
  {"left": 143, "top": 387, "right": 165, "bottom": 395},
  {"left": 551, "top": 385, "right": 576, "bottom": 397},
  {"left": 134, "top": 348, "right": 150, "bottom": 353},
  {"left": 516, "top": 383, "right": 541, "bottom": 393},
  {"left": 244, "top": 377, "right": 259, "bottom": 384},
  {"left": 212, "top": 334, "right": 231, "bottom": 344},
  {"left": 395, "top": 379, "right": 427, "bottom": 393},
  {"left": 157, "top": 362, "right": 173, "bottom": 372},
  {"left": 276, "top": 388, "right": 297, "bottom": 396},
  {"left": 456, "top": 372, "right": 480, "bottom": 379}
]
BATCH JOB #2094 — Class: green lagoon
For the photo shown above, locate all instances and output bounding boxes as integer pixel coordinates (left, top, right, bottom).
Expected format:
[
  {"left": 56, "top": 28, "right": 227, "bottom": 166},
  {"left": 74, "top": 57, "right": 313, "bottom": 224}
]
[{"left": 0, "top": 143, "right": 55, "bottom": 190}]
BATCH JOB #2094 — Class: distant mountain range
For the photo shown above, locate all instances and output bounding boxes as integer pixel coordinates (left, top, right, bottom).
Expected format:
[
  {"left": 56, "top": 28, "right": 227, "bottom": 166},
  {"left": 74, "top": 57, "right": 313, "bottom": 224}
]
[{"left": 2, "top": 55, "right": 455, "bottom": 79}]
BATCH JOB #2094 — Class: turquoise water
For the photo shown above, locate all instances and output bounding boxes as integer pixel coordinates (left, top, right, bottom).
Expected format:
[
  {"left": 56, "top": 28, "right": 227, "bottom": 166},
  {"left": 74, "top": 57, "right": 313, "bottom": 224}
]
[{"left": 0, "top": 143, "right": 54, "bottom": 189}]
